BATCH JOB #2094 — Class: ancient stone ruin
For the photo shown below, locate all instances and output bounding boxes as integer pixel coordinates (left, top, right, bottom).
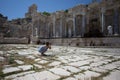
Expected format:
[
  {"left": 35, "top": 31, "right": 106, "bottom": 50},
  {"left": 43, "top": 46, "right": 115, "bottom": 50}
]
[{"left": 0, "top": 0, "right": 120, "bottom": 45}]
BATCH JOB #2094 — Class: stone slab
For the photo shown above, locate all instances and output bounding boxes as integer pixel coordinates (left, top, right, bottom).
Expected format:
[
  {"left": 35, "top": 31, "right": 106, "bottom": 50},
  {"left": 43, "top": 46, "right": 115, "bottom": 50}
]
[
  {"left": 79, "top": 66, "right": 90, "bottom": 70},
  {"left": 15, "top": 60, "right": 24, "bottom": 65},
  {"left": 13, "top": 71, "right": 60, "bottom": 80},
  {"left": 63, "top": 77, "right": 76, "bottom": 80},
  {"left": 49, "top": 68, "right": 71, "bottom": 76},
  {"left": 37, "top": 60, "right": 48, "bottom": 64},
  {"left": 84, "top": 70, "right": 101, "bottom": 79},
  {"left": 48, "top": 61, "right": 61, "bottom": 66},
  {"left": 26, "top": 55, "right": 36, "bottom": 59},
  {"left": 5, "top": 71, "right": 35, "bottom": 79},
  {"left": 2, "top": 67, "right": 21, "bottom": 74},
  {"left": 62, "top": 66, "right": 80, "bottom": 73},
  {"left": 32, "top": 71, "right": 60, "bottom": 80},
  {"left": 34, "top": 58, "right": 41, "bottom": 62},
  {"left": 103, "top": 70, "right": 120, "bottom": 80},
  {"left": 18, "top": 65, "right": 33, "bottom": 71},
  {"left": 33, "top": 64, "right": 42, "bottom": 69},
  {"left": 69, "top": 61, "right": 90, "bottom": 67},
  {"left": 74, "top": 73, "right": 85, "bottom": 80}
]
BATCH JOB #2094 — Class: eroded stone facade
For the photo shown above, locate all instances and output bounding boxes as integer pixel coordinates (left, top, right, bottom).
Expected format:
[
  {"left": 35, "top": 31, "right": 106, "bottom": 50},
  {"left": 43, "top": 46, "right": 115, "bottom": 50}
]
[
  {"left": 0, "top": 14, "right": 7, "bottom": 38},
  {"left": 25, "top": 0, "right": 120, "bottom": 41},
  {"left": 0, "top": 0, "right": 120, "bottom": 43}
]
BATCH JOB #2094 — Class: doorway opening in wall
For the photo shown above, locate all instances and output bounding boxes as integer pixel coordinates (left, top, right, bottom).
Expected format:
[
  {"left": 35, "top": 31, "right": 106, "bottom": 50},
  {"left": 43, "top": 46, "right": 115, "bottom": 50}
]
[{"left": 84, "top": 18, "right": 104, "bottom": 37}]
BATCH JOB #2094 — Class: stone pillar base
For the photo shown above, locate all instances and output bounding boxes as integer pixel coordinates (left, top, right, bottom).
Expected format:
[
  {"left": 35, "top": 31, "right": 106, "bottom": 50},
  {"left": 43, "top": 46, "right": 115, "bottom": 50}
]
[{"left": 30, "top": 36, "right": 39, "bottom": 44}]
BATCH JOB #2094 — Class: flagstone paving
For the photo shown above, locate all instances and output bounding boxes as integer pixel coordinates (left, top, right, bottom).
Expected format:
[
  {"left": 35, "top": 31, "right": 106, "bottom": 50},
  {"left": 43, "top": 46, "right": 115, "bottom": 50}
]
[{"left": 0, "top": 44, "right": 120, "bottom": 80}]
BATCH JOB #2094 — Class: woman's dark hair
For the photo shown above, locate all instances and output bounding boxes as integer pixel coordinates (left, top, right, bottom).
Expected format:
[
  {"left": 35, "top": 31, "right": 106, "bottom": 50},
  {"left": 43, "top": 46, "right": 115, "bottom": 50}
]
[{"left": 46, "top": 42, "right": 50, "bottom": 46}]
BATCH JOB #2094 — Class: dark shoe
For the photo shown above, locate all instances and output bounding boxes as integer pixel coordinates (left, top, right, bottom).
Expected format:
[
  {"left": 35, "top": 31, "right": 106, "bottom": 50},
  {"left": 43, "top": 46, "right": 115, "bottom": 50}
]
[{"left": 41, "top": 54, "right": 48, "bottom": 56}]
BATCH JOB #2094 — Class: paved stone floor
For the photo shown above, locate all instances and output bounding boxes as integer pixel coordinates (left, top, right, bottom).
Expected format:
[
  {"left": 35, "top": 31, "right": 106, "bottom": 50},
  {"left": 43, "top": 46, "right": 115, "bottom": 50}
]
[{"left": 0, "top": 44, "right": 120, "bottom": 80}]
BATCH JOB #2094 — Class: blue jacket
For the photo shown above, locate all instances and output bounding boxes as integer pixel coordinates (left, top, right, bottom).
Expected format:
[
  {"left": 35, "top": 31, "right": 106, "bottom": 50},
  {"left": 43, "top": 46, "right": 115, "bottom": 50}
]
[{"left": 38, "top": 46, "right": 48, "bottom": 53}]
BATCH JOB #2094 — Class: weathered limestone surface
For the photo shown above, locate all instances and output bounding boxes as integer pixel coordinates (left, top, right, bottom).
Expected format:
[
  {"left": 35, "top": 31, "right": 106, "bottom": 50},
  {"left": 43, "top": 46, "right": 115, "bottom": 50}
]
[
  {"left": 2, "top": 67, "right": 21, "bottom": 74},
  {"left": 0, "top": 44, "right": 120, "bottom": 80},
  {"left": 22, "top": 71, "right": 60, "bottom": 80},
  {"left": 18, "top": 65, "right": 33, "bottom": 71},
  {"left": 50, "top": 68, "right": 71, "bottom": 76},
  {"left": 15, "top": 60, "right": 24, "bottom": 65}
]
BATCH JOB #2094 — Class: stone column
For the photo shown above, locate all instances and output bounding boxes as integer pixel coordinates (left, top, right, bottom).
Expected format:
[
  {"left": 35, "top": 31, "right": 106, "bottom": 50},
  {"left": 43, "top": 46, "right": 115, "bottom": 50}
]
[
  {"left": 101, "top": 8, "right": 105, "bottom": 33},
  {"left": 31, "top": 23, "right": 34, "bottom": 37},
  {"left": 82, "top": 13, "right": 86, "bottom": 37},
  {"left": 68, "top": 27, "right": 71, "bottom": 38},
  {"left": 30, "top": 22, "right": 34, "bottom": 44},
  {"left": 114, "top": 8, "right": 119, "bottom": 36},
  {"left": 53, "top": 16, "right": 56, "bottom": 38},
  {"left": 73, "top": 14, "right": 76, "bottom": 37},
  {"left": 48, "top": 23, "right": 50, "bottom": 38},
  {"left": 30, "top": 12, "right": 36, "bottom": 44},
  {"left": 65, "top": 21, "right": 67, "bottom": 37},
  {"left": 60, "top": 17, "right": 63, "bottom": 38},
  {"left": 35, "top": 27, "right": 38, "bottom": 38}
]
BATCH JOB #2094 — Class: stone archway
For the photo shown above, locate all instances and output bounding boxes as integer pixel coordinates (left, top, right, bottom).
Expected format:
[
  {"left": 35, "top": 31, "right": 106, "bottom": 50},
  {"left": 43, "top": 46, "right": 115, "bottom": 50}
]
[
  {"left": 104, "top": 9, "right": 114, "bottom": 35},
  {"left": 119, "top": 7, "right": 120, "bottom": 34},
  {"left": 75, "top": 15, "right": 82, "bottom": 36},
  {"left": 66, "top": 20, "right": 73, "bottom": 38},
  {"left": 49, "top": 23, "right": 53, "bottom": 38},
  {"left": 55, "top": 19, "right": 61, "bottom": 37},
  {"left": 39, "top": 21, "right": 45, "bottom": 38}
]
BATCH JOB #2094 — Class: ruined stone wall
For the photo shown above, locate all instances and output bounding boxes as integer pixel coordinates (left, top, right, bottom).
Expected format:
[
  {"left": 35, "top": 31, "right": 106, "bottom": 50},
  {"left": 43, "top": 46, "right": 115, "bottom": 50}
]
[
  {"left": 0, "top": 37, "right": 29, "bottom": 44},
  {"left": 1, "top": 1, "right": 120, "bottom": 44},
  {"left": 5, "top": 18, "right": 32, "bottom": 38},
  {"left": 0, "top": 14, "right": 8, "bottom": 37},
  {"left": 13, "top": 1, "right": 120, "bottom": 40},
  {"left": 39, "top": 37, "right": 120, "bottom": 47}
]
